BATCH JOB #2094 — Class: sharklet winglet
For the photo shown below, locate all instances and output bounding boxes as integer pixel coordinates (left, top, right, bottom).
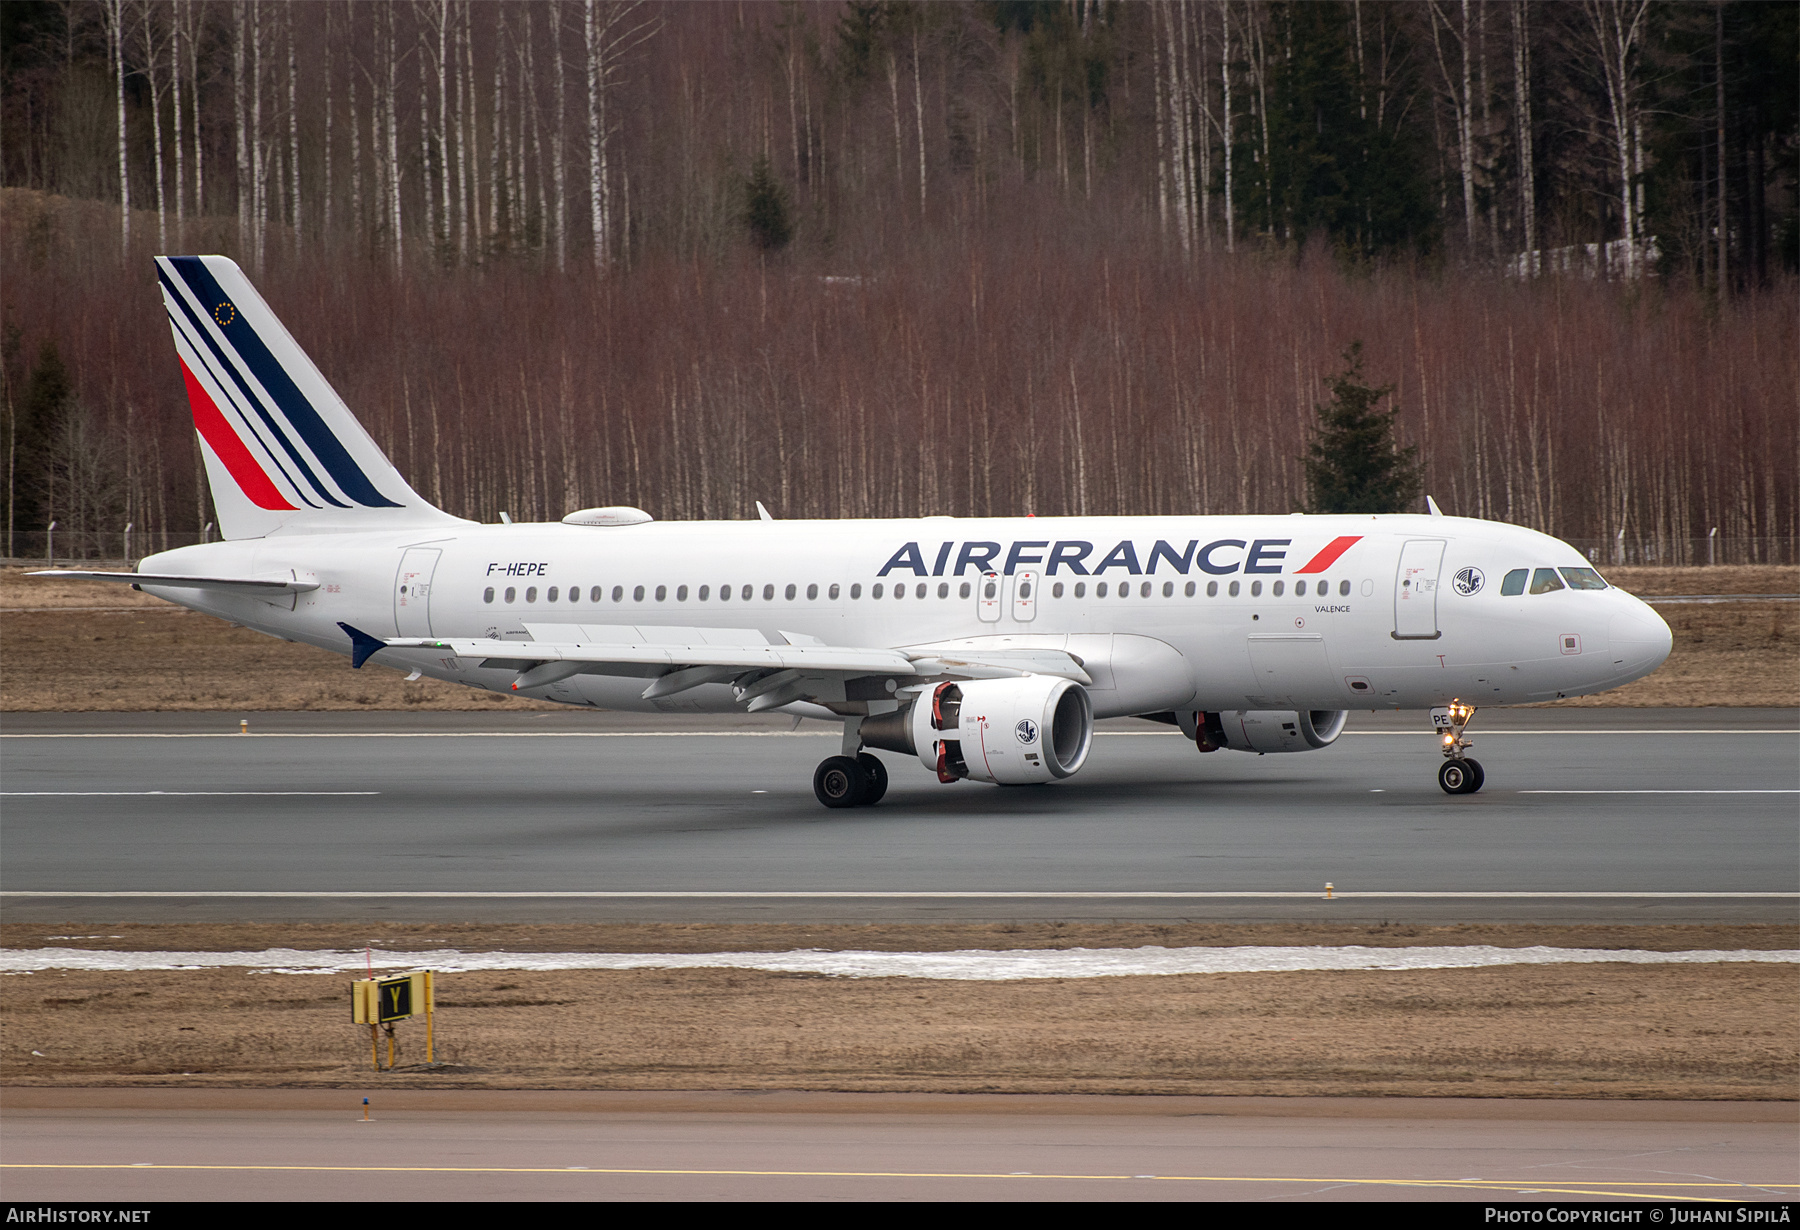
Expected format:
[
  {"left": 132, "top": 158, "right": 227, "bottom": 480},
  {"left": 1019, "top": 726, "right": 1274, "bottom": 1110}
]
[{"left": 338, "top": 622, "right": 390, "bottom": 670}]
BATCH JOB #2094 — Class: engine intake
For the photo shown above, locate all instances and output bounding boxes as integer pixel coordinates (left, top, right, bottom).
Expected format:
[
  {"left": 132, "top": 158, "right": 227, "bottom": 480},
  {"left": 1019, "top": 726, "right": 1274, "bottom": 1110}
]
[
  {"left": 861, "top": 677, "right": 1094, "bottom": 784},
  {"left": 1208, "top": 709, "right": 1348, "bottom": 753}
]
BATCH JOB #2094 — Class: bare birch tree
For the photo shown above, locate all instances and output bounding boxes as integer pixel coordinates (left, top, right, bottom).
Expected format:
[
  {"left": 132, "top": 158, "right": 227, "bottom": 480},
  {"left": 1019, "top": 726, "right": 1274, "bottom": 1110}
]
[
  {"left": 583, "top": 0, "right": 658, "bottom": 271},
  {"left": 1511, "top": 0, "right": 1535, "bottom": 266},
  {"left": 1580, "top": 0, "right": 1652, "bottom": 276},
  {"left": 1429, "top": 0, "right": 1479, "bottom": 253},
  {"left": 105, "top": 0, "right": 130, "bottom": 257},
  {"left": 140, "top": 0, "right": 171, "bottom": 252}
]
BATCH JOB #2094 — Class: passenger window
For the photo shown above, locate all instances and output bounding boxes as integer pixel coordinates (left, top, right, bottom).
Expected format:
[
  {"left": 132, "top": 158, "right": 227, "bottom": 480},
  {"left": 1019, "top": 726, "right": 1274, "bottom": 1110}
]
[
  {"left": 504, "top": 587, "right": 516, "bottom": 603},
  {"left": 483, "top": 587, "right": 495, "bottom": 604},
  {"left": 1096, "top": 582, "right": 1108, "bottom": 598},
  {"left": 1339, "top": 580, "right": 1351, "bottom": 596},
  {"left": 1139, "top": 582, "right": 1150, "bottom": 598},
  {"left": 633, "top": 585, "right": 645, "bottom": 602},
  {"left": 851, "top": 584, "right": 862, "bottom": 599},
  {"left": 1162, "top": 581, "right": 1174, "bottom": 598},
  {"left": 916, "top": 583, "right": 927, "bottom": 599},
  {"left": 763, "top": 584, "right": 775, "bottom": 601},
  {"left": 960, "top": 581, "right": 972, "bottom": 599},
  {"left": 1019, "top": 581, "right": 1032, "bottom": 598},
  {"left": 590, "top": 586, "right": 602, "bottom": 602},
  {"left": 1529, "top": 568, "right": 1565, "bottom": 594},
  {"left": 1206, "top": 581, "right": 1218, "bottom": 597},
  {"left": 719, "top": 585, "right": 730, "bottom": 602},
  {"left": 1250, "top": 580, "right": 1262, "bottom": 597},
  {"left": 1074, "top": 582, "right": 1086, "bottom": 598},
  {"left": 873, "top": 583, "right": 884, "bottom": 599},
  {"left": 1184, "top": 581, "right": 1196, "bottom": 597},
  {"left": 1053, "top": 582, "right": 1065, "bottom": 598},
  {"left": 677, "top": 585, "right": 688, "bottom": 601},
  {"left": 1559, "top": 567, "right": 1608, "bottom": 590},
  {"left": 526, "top": 587, "right": 538, "bottom": 603},
  {"left": 1501, "top": 569, "right": 1528, "bottom": 596},
  {"left": 828, "top": 584, "right": 839, "bottom": 599},
  {"left": 937, "top": 582, "right": 949, "bottom": 599},
  {"left": 807, "top": 584, "right": 818, "bottom": 600},
  {"left": 654, "top": 585, "right": 666, "bottom": 601},
  {"left": 742, "top": 585, "right": 753, "bottom": 601},
  {"left": 1229, "top": 581, "right": 1240, "bottom": 597},
  {"left": 699, "top": 585, "right": 710, "bottom": 601},
  {"left": 612, "top": 585, "right": 624, "bottom": 602},
  {"left": 547, "top": 587, "right": 559, "bottom": 602},
  {"left": 1272, "top": 580, "right": 1284, "bottom": 597},
  {"left": 784, "top": 583, "right": 796, "bottom": 600},
  {"left": 1295, "top": 580, "right": 1306, "bottom": 596}
]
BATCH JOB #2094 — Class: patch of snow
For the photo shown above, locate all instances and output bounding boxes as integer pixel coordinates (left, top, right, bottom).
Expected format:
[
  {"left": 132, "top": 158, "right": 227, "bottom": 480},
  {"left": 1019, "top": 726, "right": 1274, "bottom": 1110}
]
[{"left": 0, "top": 945, "right": 1793, "bottom": 981}]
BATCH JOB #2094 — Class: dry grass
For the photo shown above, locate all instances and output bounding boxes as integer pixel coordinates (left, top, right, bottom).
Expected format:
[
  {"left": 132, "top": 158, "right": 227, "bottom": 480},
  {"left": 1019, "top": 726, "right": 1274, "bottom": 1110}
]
[
  {"left": 0, "top": 568, "right": 558, "bottom": 712},
  {"left": 3, "top": 566, "right": 1793, "bottom": 711},
  {"left": 4, "top": 924, "right": 1792, "bottom": 1099}
]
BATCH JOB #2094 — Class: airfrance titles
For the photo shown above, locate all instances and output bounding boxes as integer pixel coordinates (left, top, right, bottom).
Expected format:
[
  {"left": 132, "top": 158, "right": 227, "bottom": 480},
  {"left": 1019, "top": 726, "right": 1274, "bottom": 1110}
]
[{"left": 877, "top": 535, "right": 1363, "bottom": 578}]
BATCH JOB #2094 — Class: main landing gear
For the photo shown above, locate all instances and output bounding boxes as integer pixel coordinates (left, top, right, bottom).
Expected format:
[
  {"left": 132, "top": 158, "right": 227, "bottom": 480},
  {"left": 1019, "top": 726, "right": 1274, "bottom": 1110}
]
[
  {"left": 812, "top": 753, "right": 889, "bottom": 809},
  {"left": 1434, "top": 699, "right": 1485, "bottom": 795}
]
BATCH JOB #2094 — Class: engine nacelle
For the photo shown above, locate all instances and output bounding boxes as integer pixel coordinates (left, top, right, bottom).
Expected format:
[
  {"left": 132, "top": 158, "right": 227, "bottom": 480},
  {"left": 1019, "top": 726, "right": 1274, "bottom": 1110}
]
[
  {"left": 1205, "top": 709, "right": 1347, "bottom": 753},
  {"left": 861, "top": 677, "right": 1094, "bottom": 784}
]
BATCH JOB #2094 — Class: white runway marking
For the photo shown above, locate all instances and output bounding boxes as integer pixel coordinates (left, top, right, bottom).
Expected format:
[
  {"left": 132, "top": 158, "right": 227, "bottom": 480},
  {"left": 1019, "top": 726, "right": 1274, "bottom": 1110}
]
[
  {"left": 1519, "top": 789, "right": 1797, "bottom": 795},
  {"left": 1, "top": 791, "right": 380, "bottom": 797},
  {"left": 4, "top": 944, "right": 1794, "bottom": 979},
  {"left": 3, "top": 730, "right": 1795, "bottom": 739},
  {"left": 4, "top": 890, "right": 1793, "bottom": 900}
]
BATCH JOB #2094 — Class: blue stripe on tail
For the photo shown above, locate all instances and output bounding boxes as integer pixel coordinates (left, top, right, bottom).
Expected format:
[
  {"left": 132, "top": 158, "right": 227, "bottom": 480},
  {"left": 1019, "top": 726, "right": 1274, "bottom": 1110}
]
[
  {"left": 160, "top": 270, "right": 329, "bottom": 508},
  {"left": 169, "top": 258, "right": 403, "bottom": 509}
]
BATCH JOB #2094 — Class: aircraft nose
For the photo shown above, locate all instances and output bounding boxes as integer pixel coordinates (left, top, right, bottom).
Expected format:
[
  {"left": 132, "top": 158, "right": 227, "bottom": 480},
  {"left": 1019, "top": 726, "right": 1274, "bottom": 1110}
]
[{"left": 1609, "top": 607, "right": 1673, "bottom": 680}]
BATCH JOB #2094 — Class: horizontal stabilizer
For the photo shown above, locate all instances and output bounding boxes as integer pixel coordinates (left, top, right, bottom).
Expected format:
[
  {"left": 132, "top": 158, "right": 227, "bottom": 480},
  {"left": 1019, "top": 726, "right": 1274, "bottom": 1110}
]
[{"left": 30, "top": 570, "right": 319, "bottom": 595}]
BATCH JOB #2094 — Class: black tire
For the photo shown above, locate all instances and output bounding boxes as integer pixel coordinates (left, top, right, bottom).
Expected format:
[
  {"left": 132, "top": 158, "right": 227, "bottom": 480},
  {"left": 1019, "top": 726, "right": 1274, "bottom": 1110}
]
[
  {"left": 813, "top": 756, "right": 868, "bottom": 809},
  {"left": 856, "top": 753, "right": 889, "bottom": 805},
  {"left": 1438, "top": 759, "right": 1475, "bottom": 795},
  {"left": 1464, "top": 758, "right": 1485, "bottom": 793}
]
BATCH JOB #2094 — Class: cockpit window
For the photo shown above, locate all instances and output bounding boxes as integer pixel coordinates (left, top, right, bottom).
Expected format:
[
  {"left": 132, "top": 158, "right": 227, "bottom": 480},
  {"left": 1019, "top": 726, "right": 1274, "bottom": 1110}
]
[
  {"left": 1500, "top": 568, "right": 1528, "bottom": 596},
  {"left": 1559, "top": 567, "right": 1608, "bottom": 590},
  {"left": 1529, "top": 567, "right": 1565, "bottom": 594}
]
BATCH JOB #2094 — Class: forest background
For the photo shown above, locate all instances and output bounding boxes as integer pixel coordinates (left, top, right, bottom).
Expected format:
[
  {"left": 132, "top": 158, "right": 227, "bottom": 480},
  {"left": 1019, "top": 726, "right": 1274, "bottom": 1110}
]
[{"left": 0, "top": 0, "right": 1794, "bottom": 565}]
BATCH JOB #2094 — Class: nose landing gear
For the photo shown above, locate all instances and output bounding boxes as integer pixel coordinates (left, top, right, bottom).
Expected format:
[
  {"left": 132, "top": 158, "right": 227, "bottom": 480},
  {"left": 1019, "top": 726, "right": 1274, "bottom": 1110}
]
[{"left": 1433, "top": 700, "right": 1485, "bottom": 794}]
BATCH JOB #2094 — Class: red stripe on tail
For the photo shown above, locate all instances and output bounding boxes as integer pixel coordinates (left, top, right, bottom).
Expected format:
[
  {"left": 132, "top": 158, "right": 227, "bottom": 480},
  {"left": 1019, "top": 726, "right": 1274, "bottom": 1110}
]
[
  {"left": 180, "top": 358, "right": 296, "bottom": 510},
  {"left": 1294, "top": 535, "right": 1362, "bottom": 573}
]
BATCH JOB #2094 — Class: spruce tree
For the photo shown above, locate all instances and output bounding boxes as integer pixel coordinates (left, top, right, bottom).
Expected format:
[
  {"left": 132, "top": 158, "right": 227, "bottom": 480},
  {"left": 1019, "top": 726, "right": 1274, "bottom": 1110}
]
[
  {"left": 1302, "top": 342, "right": 1422, "bottom": 515},
  {"left": 743, "top": 156, "right": 792, "bottom": 252}
]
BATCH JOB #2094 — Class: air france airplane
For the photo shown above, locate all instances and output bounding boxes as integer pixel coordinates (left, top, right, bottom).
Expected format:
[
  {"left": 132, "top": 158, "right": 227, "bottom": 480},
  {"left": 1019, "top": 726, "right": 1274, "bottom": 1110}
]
[{"left": 39, "top": 256, "right": 1674, "bottom": 807}]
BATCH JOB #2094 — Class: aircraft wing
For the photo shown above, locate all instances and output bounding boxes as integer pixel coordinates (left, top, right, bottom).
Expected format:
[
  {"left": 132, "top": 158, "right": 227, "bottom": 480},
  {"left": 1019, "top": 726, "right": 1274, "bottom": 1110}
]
[
  {"left": 347, "top": 620, "right": 1091, "bottom": 711},
  {"left": 28, "top": 570, "right": 320, "bottom": 594},
  {"left": 902, "top": 649, "right": 1092, "bottom": 685}
]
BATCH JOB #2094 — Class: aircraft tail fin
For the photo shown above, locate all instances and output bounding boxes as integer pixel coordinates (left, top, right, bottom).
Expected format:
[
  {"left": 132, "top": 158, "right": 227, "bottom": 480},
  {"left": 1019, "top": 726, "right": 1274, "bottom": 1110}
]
[{"left": 155, "top": 255, "right": 466, "bottom": 540}]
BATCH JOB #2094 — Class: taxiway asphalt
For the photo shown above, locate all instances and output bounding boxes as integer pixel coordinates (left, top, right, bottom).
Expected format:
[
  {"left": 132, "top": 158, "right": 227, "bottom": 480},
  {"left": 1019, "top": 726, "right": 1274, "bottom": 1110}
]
[
  {"left": 3, "top": 1090, "right": 1794, "bottom": 1203},
  {"left": 2, "top": 708, "right": 1793, "bottom": 924}
]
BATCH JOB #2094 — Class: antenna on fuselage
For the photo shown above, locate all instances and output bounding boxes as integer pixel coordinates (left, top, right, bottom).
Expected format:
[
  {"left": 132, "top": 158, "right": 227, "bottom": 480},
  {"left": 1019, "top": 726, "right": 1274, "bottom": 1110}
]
[
  {"left": 755, "top": 501, "right": 775, "bottom": 522},
  {"left": 1425, "top": 496, "right": 1445, "bottom": 517}
]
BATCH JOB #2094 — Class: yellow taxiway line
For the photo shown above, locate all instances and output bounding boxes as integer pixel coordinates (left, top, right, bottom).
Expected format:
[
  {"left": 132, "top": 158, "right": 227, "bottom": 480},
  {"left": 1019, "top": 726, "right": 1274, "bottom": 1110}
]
[{"left": 6, "top": 1164, "right": 1795, "bottom": 1200}]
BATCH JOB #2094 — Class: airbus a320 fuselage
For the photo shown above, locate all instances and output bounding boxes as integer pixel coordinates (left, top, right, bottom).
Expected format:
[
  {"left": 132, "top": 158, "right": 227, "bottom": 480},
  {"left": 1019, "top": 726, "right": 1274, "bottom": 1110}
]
[{"left": 41, "top": 256, "right": 1674, "bottom": 806}]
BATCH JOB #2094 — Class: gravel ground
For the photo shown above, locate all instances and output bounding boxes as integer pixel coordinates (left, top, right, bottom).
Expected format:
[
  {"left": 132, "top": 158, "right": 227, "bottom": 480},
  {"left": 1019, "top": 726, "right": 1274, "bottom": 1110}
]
[{"left": 3, "top": 924, "right": 1793, "bottom": 1100}]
